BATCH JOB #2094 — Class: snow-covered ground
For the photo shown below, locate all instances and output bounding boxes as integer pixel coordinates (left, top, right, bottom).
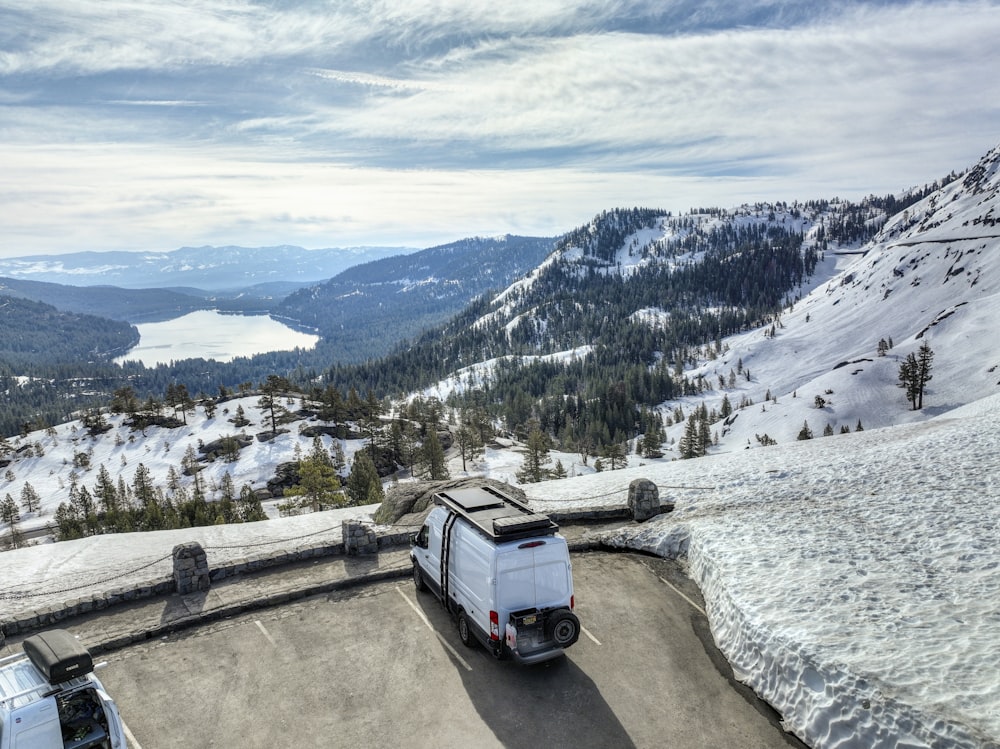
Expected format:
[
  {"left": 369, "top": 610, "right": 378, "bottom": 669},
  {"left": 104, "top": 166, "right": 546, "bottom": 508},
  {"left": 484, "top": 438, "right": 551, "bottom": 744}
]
[
  {"left": 3, "top": 394, "right": 998, "bottom": 749},
  {"left": 3, "top": 147, "right": 1000, "bottom": 748}
]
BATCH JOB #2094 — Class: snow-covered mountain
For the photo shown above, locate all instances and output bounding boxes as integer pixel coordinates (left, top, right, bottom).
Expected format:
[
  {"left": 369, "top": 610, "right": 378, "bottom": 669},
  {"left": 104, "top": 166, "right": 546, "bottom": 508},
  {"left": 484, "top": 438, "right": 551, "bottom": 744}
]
[
  {"left": 675, "top": 143, "right": 1000, "bottom": 450},
  {"left": 0, "top": 244, "right": 418, "bottom": 291},
  {"left": 2, "top": 144, "right": 999, "bottom": 749},
  {"left": 423, "top": 144, "right": 1000, "bottom": 454}
]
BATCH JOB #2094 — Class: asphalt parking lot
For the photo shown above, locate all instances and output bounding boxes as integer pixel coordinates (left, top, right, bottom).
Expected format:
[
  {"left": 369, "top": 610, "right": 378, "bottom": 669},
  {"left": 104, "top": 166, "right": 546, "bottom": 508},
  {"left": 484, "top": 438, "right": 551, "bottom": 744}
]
[{"left": 100, "top": 552, "right": 805, "bottom": 749}]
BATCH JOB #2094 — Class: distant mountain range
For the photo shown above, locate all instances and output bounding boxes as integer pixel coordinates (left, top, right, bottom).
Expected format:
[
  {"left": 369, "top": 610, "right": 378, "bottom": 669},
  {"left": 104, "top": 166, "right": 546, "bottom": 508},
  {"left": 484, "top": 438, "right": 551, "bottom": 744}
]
[
  {"left": 0, "top": 236, "right": 556, "bottom": 360},
  {"left": 1, "top": 142, "right": 997, "bottom": 454},
  {"left": 0, "top": 244, "right": 418, "bottom": 291}
]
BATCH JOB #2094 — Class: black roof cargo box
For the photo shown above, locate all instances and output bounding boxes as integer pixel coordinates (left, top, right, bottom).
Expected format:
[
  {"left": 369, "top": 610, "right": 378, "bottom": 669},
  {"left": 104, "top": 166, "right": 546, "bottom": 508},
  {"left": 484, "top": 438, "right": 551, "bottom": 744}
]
[{"left": 22, "top": 629, "right": 94, "bottom": 684}]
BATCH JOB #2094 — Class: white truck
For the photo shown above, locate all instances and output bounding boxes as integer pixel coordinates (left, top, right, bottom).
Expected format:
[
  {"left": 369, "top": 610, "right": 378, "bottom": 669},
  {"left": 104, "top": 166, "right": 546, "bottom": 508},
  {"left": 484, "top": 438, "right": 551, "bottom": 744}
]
[
  {"left": 0, "top": 629, "right": 126, "bottom": 749},
  {"left": 410, "top": 485, "right": 580, "bottom": 664}
]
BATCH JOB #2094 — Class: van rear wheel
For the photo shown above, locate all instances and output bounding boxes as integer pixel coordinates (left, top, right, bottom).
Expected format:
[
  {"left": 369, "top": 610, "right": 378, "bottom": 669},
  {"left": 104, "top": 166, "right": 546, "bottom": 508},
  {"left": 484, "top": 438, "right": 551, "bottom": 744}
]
[
  {"left": 458, "top": 612, "right": 476, "bottom": 649},
  {"left": 412, "top": 563, "right": 427, "bottom": 592},
  {"left": 547, "top": 609, "right": 580, "bottom": 648}
]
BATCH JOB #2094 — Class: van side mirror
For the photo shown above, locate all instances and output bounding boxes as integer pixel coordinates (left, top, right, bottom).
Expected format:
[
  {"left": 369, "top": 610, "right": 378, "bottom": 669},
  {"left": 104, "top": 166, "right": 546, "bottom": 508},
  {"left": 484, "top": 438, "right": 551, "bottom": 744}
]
[{"left": 412, "top": 526, "right": 429, "bottom": 549}]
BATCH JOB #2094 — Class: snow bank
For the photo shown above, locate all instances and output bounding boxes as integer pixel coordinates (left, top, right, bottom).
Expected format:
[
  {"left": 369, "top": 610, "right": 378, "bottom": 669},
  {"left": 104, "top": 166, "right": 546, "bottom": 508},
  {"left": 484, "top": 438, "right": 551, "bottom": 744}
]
[
  {"left": 0, "top": 505, "right": 377, "bottom": 607},
  {"left": 2, "top": 394, "right": 998, "bottom": 748},
  {"left": 597, "top": 394, "right": 1000, "bottom": 748}
]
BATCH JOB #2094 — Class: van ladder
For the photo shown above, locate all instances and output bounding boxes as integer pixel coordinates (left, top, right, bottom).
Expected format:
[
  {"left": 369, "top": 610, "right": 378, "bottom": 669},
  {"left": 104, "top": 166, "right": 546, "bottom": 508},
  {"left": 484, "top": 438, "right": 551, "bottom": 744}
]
[{"left": 439, "top": 511, "right": 458, "bottom": 613}]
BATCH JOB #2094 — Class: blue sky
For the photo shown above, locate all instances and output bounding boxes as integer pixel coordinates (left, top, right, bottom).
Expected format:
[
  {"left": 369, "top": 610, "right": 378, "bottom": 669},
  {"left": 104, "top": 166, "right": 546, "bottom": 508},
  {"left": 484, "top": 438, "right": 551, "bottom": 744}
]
[{"left": 1, "top": 0, "right": 999, "bottom": 256}]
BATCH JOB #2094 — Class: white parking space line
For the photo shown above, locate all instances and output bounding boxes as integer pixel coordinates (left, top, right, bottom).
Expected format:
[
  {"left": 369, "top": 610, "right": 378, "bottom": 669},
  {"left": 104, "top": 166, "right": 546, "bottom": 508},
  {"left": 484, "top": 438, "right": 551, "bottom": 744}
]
[
  {"left": 122, "top": 719, "right": 144, "bottom": 749},
  {"left": 395, "top": 587, "right": 473, "bottom": 672},
  {"left": 255, "top": 619, "right": 278, "bottom": 647},
  {"left": 581, "top": 625, "right": 601, "bottom": 645},
  {"left": 657, "top": 576, "right": 707, "bottom": 616}
]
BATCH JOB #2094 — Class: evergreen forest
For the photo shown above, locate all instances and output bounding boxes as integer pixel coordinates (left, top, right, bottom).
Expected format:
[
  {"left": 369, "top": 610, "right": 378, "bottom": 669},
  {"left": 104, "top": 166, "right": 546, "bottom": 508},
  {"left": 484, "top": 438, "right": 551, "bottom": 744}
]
[{"left": 0, "top": 183, "right": 951, "bottom": 447}]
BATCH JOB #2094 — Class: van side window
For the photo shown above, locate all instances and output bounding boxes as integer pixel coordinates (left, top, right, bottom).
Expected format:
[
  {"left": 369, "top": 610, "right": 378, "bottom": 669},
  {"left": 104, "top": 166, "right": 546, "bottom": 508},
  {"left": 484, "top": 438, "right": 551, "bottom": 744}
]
[{"left": 416, "top": 525, "right": 429, "bottom": 549}]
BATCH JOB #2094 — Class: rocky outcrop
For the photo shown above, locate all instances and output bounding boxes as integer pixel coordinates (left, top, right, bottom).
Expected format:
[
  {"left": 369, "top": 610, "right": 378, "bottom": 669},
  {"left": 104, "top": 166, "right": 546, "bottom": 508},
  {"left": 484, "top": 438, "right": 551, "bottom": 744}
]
[{"left": 373, "top": 477, "right": 525, "bottom": 526}]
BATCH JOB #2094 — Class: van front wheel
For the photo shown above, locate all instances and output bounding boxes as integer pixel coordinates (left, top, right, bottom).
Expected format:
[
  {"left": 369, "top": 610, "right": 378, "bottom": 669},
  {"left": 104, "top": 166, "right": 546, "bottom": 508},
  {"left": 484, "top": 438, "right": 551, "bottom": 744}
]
[
  {"left": 412, "top": 563, "right": 427, "bottom": 592},
  {"left": 547, "top": 609, "right": 580, "bottom": 648},
  {"left": 458, "top": 612, "right": 476, "bottom": 649}
]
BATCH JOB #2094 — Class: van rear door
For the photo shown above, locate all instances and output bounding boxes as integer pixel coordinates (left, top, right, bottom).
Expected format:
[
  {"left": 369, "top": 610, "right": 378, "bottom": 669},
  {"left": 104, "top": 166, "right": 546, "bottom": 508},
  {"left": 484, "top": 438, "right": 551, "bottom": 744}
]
[
  {"left": 96, "top": 688, "right": 126, "bottom": 749},
  {"left": 10, "top": 697, "right": 62, "bottom": 748},
  {"left": 496, "top": 538, "right": 573, "bottom": 614}
]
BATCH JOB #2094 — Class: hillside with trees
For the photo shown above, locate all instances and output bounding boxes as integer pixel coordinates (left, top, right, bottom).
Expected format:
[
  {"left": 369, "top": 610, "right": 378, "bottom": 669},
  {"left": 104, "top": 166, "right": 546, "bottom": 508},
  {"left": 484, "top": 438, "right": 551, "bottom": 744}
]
[
  {"left": 0, "top": 295, "right": 139, "bottom": 369},
  {"left": 276, "top": 235, "right": 555, "bottom": 362},
  {"left": 0, "top": 164, "right": 969, "bottom": 443}
]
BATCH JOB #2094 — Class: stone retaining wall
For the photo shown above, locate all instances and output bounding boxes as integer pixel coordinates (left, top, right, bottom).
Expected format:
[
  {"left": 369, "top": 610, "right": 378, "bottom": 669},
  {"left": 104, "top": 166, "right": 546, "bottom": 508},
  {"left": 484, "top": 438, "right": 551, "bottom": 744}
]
[
  {"left": 0, "top": 527, "right": 415, "bottom": 638},
  {"left": 1, "top": 484, "right": 671, "bottom": 638}
]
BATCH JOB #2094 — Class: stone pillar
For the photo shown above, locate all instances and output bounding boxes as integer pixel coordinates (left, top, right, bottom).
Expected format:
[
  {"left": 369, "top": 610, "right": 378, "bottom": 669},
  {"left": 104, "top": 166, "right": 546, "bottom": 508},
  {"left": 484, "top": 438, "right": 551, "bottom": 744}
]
[
  {"left": 173, "top": 542, "right": 210, "bottom": 594},
  {"left": 343, "top": 519, "right": 378, "bottom": 555},
  {"left": 628, "top": 479, "right": 660, "bottom": 521}
]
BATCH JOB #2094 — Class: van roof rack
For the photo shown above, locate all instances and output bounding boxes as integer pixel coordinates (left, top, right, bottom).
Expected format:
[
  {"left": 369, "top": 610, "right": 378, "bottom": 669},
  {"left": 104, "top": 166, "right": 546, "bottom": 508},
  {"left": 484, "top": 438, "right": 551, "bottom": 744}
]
[{"left": 434, "top": 486, "right": 558, "bottom": 542}]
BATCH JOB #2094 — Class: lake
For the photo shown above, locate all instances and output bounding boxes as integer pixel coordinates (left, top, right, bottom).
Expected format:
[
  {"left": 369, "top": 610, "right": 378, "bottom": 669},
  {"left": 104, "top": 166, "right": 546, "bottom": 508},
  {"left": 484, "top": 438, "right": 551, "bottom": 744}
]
[{"left": 114, "top": 310, "right": 320, "bottom": 366}]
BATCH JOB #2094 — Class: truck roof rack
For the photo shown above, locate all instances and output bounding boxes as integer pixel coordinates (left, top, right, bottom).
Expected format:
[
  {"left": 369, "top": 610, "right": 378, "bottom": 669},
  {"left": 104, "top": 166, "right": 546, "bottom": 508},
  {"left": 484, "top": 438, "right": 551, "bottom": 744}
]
[{"left": 433, "top": 486, "right": 558, "bottom": 542}]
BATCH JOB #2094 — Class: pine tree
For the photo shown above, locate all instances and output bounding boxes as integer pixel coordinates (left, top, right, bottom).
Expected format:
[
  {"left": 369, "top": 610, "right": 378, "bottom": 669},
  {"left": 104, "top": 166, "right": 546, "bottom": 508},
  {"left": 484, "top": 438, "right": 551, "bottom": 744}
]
[
  {"left": 258, "top": 375, "right": 291, "bottom": 432},
  {"left": 720, "top": 394, "right": 732, "bottom": 418},
  {"left": 218, "top": 472, "right": 237, "bottom": 522},
  {"left": 1, "top": 493, "right": 20, "bottom": 527},
  {"left": 455, "top": 421, "right": 484, "bottom": 472},
  {"left": 237, "top": 483, "right": 267, "bottom": 522},
  {"left": 420, "top": 428, "right": 449, "bottom": 481},
  {"left": 346, "top": 449, "right": 382, "bottom": 506},
  {"left": 898, "top": 343, "right": 934, "bottom": 410},
  {"left": 602, "top": 442, "right": 627, "bottom": 470},
  {"left": 640, "top": 425, "right": 662, "bottom": 458},
  {"left": 516, "top": 425, "right": 552, "bottom": 483},
  {"left": 287, "top": 453, "right": 344, "bottom": 512},
  {"left": 20, "top": 482, "right": 41, "bottom": 514},
  {"left": 552, "top": 459, "right": 568, "bottom": 479},
  {"left": 53, "top": 502, "right": 85, "bottom": 541},
  {"left": 797, "top": 421, "right": 813, "bottom": 440},
  {"left": 679, "top": 416, "right": 701, "bottom": 459},
  {"left": 330, "top": 440, "right": 347, "bottom": 475},
  {"left": 360, "top": 390, "right": 383, "bottom": 456}
]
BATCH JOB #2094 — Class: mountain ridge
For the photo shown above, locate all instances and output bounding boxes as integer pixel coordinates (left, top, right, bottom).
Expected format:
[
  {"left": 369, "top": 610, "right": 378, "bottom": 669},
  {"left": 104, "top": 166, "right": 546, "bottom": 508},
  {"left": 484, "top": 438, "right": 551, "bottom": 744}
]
[{"left": 0, "top": 244, "right": 419, "bottom": 291}]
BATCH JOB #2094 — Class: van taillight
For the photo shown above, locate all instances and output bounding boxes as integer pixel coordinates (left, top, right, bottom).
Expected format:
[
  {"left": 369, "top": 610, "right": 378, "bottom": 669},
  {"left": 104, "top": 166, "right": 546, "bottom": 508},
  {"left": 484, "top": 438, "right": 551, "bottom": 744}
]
[
  {"left": 570, "top": 595, "right": 575, "bottom": 610},
  {"left": 518, "top": 540, "right": 546, "bottom": 549},
  {"left": 490, "top": 610, "right": 500, "bottom": 640}
]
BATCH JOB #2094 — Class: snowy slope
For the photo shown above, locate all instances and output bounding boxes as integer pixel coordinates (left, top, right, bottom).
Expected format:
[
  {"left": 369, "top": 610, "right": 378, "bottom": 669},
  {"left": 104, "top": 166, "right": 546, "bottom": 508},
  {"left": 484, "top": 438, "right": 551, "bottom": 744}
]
[
  {"left": 596, "top": 393, "right": 1000, "bottom": 749},
  {"left": 0, "top": 396, "right": 378, "bottom": 537},
  {"left": 2, "top": 394, "right": 998, "bottom": 749},
  {"left": 660, "top": 146, "right": 1000, "bottom": 451},
  {"left": 2, "top": 145, "right": 1000, "bottom": 749}
]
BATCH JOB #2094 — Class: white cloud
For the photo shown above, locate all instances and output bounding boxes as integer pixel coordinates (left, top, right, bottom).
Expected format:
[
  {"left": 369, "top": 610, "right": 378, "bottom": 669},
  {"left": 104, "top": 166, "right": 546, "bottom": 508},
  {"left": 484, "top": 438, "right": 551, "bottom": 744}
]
[{"left": 0, "top": 1, "right": 998, "bottom": 255}]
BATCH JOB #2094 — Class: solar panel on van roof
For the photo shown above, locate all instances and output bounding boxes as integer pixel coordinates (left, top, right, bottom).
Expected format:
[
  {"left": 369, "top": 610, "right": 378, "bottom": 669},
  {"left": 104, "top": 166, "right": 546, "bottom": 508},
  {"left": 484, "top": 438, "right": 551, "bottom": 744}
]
[
  {"left": 444, "top": 487, "right": 504, "bottom": 511},
  {"left": 434, "top": 486, "right": 559, "bottom": 541}
]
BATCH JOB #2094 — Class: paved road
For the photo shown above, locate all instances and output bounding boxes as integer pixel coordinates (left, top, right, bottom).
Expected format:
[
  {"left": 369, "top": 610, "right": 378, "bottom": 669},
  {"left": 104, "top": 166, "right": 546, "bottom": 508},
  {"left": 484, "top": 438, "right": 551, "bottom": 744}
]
[{"left": 99, "top": 552, "right": 806, "bottom": 749}]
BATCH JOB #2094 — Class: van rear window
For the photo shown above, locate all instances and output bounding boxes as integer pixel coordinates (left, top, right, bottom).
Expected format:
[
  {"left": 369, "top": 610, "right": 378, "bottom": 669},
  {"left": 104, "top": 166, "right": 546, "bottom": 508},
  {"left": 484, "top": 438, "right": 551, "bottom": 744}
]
[{"left": 498, "top": 559, "right": 570, "bottom": 610}]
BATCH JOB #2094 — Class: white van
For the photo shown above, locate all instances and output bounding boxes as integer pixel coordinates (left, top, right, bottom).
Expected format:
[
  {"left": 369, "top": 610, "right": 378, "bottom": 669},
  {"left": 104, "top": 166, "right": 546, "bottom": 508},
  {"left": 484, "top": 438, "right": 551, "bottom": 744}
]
[
  {"left": 0, "top": 629, "right": 126, "bottom": 749},
  {"left": 410, "top": 485, "right": 580, "bottom": 664}
]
